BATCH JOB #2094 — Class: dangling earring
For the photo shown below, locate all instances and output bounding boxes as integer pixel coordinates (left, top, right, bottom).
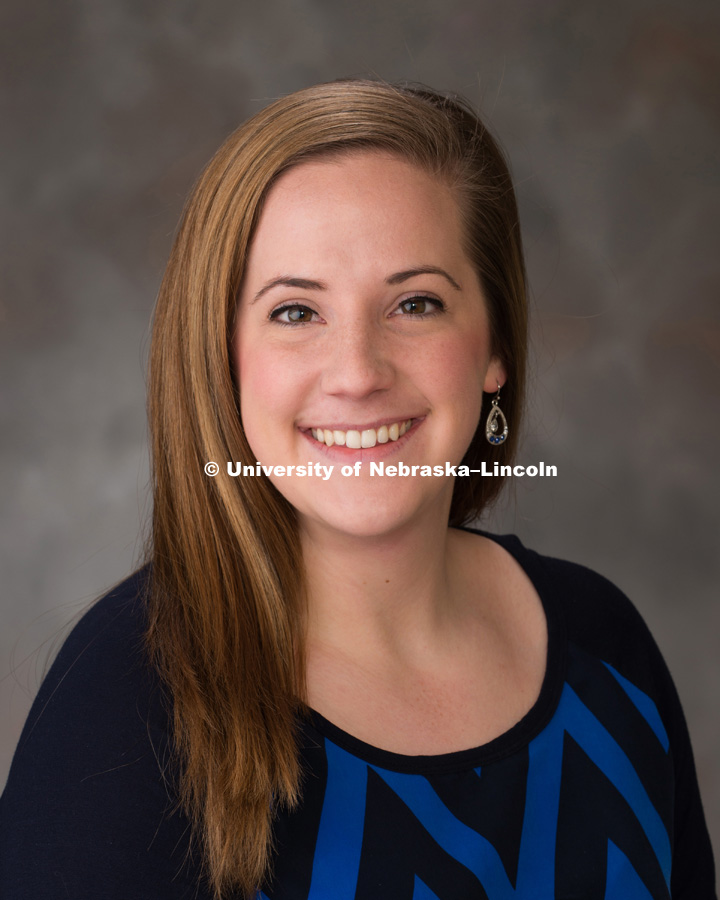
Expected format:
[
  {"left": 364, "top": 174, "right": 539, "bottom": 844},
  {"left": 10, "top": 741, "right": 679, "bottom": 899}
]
[{"left": 485, "top": 381, "right": 509, "bottom": 445}]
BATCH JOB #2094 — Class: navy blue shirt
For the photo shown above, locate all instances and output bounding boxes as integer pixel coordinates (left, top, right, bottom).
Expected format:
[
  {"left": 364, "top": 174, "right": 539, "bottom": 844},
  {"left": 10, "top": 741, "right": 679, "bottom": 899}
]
[{"left": 1, "top": 533, "right": 716, "bottom": 898}]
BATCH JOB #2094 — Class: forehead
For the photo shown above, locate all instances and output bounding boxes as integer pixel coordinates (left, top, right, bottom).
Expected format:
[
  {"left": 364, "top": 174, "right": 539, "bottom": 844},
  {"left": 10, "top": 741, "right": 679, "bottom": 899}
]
[
  {"left": 247, "top": 151, "right": 468, "bottom": 276},
  {"left": 269, "top": 149, "right": 447, "bottom": 199}
]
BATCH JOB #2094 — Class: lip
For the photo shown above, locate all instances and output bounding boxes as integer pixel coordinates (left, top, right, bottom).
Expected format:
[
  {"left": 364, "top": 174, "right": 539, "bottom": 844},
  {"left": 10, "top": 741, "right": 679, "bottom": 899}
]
[
  {"left": 298, "top": 416, "right": 425, "bottom": 461},
  {"left": 297, "top": 415, "right": 424, "bottom": 433}
]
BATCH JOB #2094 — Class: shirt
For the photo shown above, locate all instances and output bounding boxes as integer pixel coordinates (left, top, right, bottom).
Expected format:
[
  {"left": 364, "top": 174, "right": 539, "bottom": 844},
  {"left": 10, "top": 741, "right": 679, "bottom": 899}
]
[{"left": 0, "top": 531, "right": 715, "bottom": 898}]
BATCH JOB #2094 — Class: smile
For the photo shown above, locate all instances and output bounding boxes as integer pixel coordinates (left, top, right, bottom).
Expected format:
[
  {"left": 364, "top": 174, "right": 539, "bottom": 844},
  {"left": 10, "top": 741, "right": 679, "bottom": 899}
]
[{"left": 310, "top": 419, "right": 414, "bottom": 449}]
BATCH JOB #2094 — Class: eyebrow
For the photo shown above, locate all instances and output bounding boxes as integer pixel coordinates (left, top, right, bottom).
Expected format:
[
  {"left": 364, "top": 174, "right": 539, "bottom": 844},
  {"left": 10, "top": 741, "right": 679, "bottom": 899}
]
[
  {"left": 252, "top": 276, "right": 329, "bottom": 304},
  {"left": 251, "top": 266, "right": 461, "bottom": 304},
  {"left": 385, "top": 266, "right": 462, "bottom": 291}
]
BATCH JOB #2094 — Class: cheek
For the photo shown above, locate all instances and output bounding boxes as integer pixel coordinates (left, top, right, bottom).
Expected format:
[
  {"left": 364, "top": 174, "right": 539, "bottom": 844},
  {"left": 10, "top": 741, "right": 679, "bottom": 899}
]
[
  {"left": 238, "top": 344, "right": 272, "bottom": 406},
  {"left": 239, "top": 353, "right": 275, "bottom": 436},
  {"left": 425, "top": 330, "right": 490, "bottom": 457},
  {"left": 425, "top": 329, "right": 490, "bottom": 398},
  {"left": 235, "top": 337, "right": 310, "bottom": 444}
]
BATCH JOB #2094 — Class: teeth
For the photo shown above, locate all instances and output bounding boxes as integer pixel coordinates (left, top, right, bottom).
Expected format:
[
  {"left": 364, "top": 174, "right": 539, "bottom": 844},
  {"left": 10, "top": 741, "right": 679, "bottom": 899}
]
[{"left": 310, "top": 419, "right": 413, "bottom": 448}]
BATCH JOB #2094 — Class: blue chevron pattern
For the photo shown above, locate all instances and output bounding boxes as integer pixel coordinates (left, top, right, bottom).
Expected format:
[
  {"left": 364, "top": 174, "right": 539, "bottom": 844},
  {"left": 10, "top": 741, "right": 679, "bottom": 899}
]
[
  {"left": 413, "top": 875, "right": 443, "bottom": 899},
  {"left": 301, "top": 674, "right": 671, "bottom": 899}
]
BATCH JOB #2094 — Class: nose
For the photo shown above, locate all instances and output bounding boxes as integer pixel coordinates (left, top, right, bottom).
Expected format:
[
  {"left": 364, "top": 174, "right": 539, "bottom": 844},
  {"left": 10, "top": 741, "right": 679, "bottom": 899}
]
[{"left": 320, "top": 317, "right": 395, "bottom": 399}]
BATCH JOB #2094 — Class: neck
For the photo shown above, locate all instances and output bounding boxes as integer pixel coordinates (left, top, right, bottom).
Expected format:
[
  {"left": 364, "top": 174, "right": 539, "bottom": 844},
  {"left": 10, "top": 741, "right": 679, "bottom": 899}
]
[{"left": 300, "top": 507, "right": 469, "bottom": 665}]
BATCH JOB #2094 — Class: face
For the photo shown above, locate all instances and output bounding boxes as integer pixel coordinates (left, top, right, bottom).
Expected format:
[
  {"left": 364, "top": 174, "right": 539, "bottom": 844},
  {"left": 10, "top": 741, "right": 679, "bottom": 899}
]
[{"left": 234, "top": 151, "right": 505, "bottom": 542}]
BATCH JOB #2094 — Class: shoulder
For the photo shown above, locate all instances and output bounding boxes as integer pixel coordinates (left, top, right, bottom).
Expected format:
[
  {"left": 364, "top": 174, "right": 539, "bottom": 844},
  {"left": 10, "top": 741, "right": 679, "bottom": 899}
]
[
  {"left": 0, "top": 566, "right": 206, "bottom": 899},
  {"left": 51, "top": 564, "right": 152, "bottom": 668},
  {"left": 18, "top": 564, "right": 159, "bottom": 748},
  {"left": 1, "top": 562, "right": 162, "bottom": 803},
  {"left": 481, "top": 531, "right": 717, "bottom": 896},
  {"left": 467, "top": 528, "right": 693, "bottom": 754},
  {"left": 482, "top": 531, "right": 670, "bottom": 693}
]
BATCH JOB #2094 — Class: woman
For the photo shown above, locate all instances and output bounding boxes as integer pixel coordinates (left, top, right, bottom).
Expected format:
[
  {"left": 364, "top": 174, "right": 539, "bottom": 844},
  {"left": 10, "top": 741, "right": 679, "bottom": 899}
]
[{"left": 0, "top": 79, "right": 715, "bottom": 899}]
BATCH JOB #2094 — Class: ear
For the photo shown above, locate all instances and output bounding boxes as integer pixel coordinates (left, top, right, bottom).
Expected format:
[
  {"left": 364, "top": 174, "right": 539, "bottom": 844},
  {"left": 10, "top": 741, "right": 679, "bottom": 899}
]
[{"left": 483, "top": 357, "right": 507, "bottom": 394}]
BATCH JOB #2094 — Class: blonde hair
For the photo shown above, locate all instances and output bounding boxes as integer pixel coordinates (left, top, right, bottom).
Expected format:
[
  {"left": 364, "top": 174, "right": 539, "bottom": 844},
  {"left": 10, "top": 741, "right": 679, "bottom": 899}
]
[{"left": 146, "top": 78, "right": 527, "bottom": 898}]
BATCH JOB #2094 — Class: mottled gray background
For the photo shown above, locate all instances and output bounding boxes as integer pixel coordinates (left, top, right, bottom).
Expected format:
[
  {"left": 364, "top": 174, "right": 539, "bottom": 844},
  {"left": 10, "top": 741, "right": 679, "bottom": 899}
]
[{"left": 2, "top": 0, "right": 718, "bottom": 862}]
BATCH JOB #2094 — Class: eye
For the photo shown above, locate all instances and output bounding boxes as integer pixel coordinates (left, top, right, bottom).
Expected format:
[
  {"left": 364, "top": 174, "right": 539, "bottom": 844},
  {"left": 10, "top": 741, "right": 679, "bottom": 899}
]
[
  {"left": 269, "top": 304, "right": 320, "bottom": 326},
  {"left": 393, "top": 295, "right": 446, "bottom": 317}
]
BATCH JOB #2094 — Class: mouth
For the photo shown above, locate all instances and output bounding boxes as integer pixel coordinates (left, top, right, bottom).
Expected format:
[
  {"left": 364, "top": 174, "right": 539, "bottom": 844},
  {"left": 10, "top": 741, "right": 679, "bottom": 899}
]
[{"left": 308, "top": 418, "right": 416, "bottom": 449}]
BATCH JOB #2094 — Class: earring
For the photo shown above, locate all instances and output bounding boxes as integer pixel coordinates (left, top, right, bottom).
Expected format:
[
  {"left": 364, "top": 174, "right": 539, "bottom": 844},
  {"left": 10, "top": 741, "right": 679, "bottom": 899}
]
[{"left": 485, "top": 381, "right": 509, "bottom": 445}]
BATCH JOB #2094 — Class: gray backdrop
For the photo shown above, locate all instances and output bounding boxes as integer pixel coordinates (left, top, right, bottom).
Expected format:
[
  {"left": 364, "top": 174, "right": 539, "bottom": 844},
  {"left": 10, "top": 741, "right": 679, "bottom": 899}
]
[{"left": 2, "top": 0, "right": 718, "bottom": 862}]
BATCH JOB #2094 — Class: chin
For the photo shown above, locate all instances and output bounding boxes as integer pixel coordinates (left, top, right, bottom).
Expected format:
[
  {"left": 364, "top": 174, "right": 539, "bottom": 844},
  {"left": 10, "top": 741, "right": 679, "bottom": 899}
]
[
  {"left": 303, "top": 512, "right": 417, "bottom": 543},
  {"left": 295, "top": 481, "right": 451, "bottom": 543}
]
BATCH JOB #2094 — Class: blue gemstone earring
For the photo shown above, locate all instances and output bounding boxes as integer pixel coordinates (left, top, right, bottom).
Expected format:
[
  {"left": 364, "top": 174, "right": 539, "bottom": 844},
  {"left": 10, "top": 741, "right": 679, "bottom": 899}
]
[{"left": 485, "top": 381, "right": 509, "bottom": 445}]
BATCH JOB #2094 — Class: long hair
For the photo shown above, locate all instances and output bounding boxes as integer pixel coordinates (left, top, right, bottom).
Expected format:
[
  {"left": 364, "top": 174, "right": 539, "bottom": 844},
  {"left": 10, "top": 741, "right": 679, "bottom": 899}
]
[{"left": 146, "top": 78, "right": 527, "bottom": 898}]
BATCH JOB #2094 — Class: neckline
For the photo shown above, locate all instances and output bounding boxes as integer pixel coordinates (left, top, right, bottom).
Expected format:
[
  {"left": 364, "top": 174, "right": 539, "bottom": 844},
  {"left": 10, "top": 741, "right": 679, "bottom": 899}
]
[{"left": 302, "top": 529, "right": 567, "bottom": 775}]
